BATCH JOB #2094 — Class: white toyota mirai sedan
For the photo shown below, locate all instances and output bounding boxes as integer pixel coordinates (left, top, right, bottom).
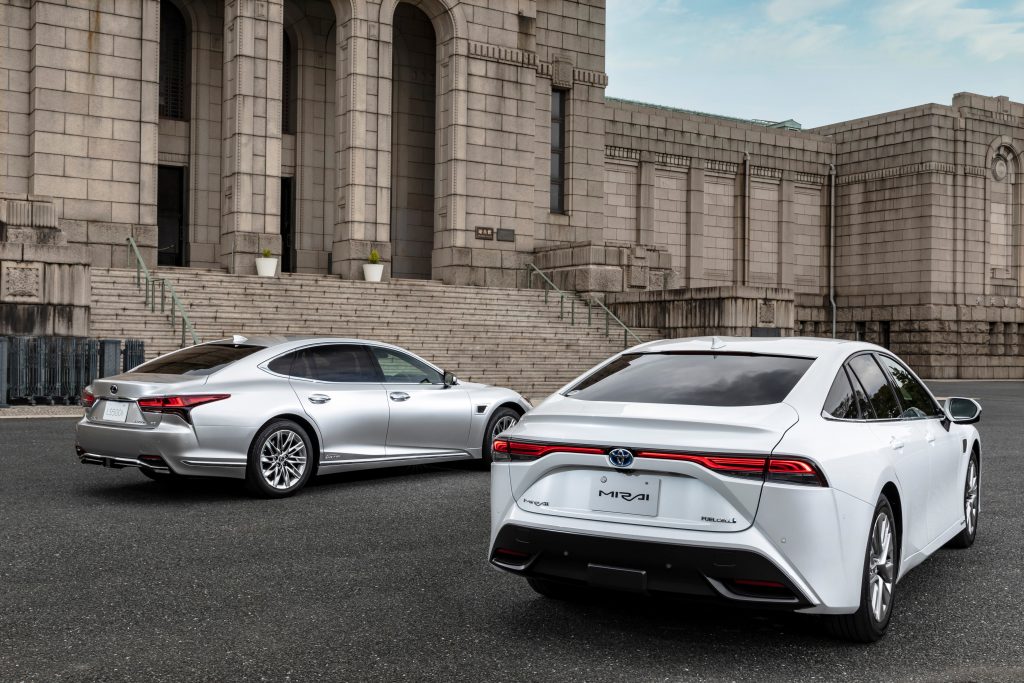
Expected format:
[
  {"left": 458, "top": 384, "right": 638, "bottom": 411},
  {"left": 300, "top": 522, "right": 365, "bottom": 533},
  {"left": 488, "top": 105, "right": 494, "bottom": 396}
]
[{"left": 488, "top": 337, "right": 982, "bottom": 642}]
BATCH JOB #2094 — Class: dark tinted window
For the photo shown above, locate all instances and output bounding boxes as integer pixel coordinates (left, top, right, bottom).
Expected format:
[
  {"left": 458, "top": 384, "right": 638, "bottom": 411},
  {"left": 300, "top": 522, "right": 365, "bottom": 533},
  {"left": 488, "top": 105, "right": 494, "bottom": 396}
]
[
  {"left": 372, "top": 347, "right": 442, "bottom": 384},
  {"left": 823, "top": 368, "right": 861, "bottom": 419},
  {"left": 877, "top": 355, "right": 942, "bottom": 419},
  {"left": 847, "top": 354, "right": 902, "bottom": 420},
  {"left": 267, "top": 352, "right": 296, "bottom": 376},
  {"left": 134, "top": 344, "right": 261, "bottom": 376},
  {"left": 291, "top": 345, "right": 380, "bottom": 383},
  {"left": 567, "top": 353, "right": 814, "bottom": 407}
]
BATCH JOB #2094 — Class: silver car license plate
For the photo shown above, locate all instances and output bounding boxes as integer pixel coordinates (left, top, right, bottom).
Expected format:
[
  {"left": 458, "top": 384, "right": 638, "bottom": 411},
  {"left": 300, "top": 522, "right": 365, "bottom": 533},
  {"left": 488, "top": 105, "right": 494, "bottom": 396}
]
[
  {"left": 590, "top": 472, "right": 660, "bottom": 516},
  {"left": 102, "top": 401, "right": 130, "bottom": 423}
]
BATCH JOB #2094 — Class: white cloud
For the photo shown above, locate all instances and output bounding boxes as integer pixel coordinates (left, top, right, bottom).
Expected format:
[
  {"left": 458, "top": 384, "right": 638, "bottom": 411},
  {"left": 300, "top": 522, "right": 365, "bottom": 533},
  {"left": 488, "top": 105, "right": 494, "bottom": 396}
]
[
  {"left": 876, "top": 0, "right": 1024, "bottom": 61},
  {"left": 766, "top": 0, "right": 845, "bottom": 23}
]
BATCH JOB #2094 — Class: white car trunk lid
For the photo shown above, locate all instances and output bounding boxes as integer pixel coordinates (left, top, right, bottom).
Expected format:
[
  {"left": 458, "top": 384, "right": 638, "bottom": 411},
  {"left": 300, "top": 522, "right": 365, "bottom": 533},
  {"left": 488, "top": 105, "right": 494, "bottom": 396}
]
[{"left": 507, "top": 396, "right": 799, "bottom": 532}]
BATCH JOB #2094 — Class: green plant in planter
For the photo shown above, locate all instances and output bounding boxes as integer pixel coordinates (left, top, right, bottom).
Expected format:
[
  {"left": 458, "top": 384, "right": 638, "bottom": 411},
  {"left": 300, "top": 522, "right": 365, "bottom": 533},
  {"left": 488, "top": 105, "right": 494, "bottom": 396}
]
[
  {"left": 368, "top": 249, "right": 381, "bottom": 264},
  {"left": 260, "top": 247, "right": 273, "bottom": 258}
]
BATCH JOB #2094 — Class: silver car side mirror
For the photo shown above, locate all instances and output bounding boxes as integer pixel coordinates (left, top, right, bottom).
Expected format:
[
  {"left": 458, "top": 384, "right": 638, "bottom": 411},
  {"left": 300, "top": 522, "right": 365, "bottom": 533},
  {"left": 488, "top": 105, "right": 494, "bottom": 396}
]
[
  {"left": 944, "top": 397, "right": 981, "bottom": 425},
  {"left": 442, "top": 370, "right": 457, "bottom": 387}
]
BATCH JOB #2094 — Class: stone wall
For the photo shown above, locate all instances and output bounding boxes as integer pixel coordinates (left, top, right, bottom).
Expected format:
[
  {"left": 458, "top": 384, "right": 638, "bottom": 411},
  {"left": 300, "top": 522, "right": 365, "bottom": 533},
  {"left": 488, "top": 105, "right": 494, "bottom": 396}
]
[
  {"left": 0, "top": 195, "right": 90, "bottom": 337},
  {"left": 811, "top": 93, "right": 1024, "bottom": 378}
]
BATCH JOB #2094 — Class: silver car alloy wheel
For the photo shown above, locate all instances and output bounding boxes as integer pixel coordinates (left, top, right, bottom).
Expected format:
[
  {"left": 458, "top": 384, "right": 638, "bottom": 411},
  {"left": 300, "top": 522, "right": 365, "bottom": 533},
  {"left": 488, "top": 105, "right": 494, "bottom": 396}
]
[
  {"left": 964, "top": 458, "right": 979, "bottom": 536},
  {"left": 491, "top": 415, "right": 518, "bottom": 439},
  {"left": 259, "top": 428, "right": 307, "bottom": 490},
  {"left": 868, "top": 511, "right": 895, "bottom": 624}
]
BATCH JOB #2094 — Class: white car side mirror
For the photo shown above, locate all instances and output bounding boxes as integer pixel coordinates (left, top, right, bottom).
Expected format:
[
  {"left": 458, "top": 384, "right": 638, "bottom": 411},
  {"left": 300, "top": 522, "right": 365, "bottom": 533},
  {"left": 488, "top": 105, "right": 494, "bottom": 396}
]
[{"left": 944, "top": 397, "right": 981, "bottom": 425}]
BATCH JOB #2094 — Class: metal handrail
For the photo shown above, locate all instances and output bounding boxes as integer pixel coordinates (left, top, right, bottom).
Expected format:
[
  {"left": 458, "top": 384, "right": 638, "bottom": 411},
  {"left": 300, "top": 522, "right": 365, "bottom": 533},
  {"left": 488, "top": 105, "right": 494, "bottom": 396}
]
[
  {"left": 524, "top": 263, "right": 644, "bottom": 348},
  {"left": 125, "top": 237, "right": 201, "bottom": 347}
]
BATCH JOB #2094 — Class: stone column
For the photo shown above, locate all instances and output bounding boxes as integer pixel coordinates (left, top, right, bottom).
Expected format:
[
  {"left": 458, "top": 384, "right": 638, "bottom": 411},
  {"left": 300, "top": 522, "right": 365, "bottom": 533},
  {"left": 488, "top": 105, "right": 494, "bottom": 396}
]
[
  {"left": 778, "top": 175, "right": 795, "bottom": 289},
  {"left": 220, "top": 0, "right": 284, "bottom": 274},
  {"left": 686, "top": 161, "right": 705, "bottom": 287},
  {"left": 330, "top": 17, "right": 383, "bottom": 278},
  {"left": 637, "top": 151, "right": 655, "bottom": 247}
]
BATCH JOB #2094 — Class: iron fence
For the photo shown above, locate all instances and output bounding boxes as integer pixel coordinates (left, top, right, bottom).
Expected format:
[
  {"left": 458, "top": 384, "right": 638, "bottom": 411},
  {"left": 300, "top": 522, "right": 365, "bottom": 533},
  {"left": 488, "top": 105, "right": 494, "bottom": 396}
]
[{"left": 0, "top": 337, "right": 145, "bottom": 407}]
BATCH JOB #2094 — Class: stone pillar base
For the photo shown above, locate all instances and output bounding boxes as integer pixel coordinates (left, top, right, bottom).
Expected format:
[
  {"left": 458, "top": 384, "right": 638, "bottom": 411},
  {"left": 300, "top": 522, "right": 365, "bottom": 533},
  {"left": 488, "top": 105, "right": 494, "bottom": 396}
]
[
  {"left": 532, "top": 242, "right": 674, "bottom": 293},
  {"left": 0, "top": 196, "right": 91, "bottom": 336},
  {"left": 606, "top": 286, "right": 796, "bottom": 337},
  {"left": 220, "top": 232, "right": 282, "bottom": 275},
  {"left": 330, "top": 239, "right": 391, "bottom": 281}
]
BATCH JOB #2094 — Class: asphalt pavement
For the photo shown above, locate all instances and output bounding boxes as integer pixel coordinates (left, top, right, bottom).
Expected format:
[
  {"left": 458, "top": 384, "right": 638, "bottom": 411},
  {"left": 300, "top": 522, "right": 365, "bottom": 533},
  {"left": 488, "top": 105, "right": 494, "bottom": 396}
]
[{"left": 1, "top": 381, "right": 1021, "bottom": 682}]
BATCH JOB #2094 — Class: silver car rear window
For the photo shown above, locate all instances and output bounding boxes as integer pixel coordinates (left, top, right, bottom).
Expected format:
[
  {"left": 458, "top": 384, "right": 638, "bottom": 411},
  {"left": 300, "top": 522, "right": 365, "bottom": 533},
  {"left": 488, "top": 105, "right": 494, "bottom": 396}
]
[
  {"left": 133, "top": 344, "right": 262, "bottom": 376},
  {"left": 565, "top": 352, "right": 814, "bottom": 407}
]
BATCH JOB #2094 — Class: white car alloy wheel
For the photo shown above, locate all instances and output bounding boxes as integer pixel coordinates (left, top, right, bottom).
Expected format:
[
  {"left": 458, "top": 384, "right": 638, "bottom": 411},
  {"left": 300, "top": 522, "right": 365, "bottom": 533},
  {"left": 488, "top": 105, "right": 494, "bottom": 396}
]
[
  {"left": 964, "top": 458, "right": 979, "bottom": 537},
  {"left": 260, "top": 428, "right": 308, "bottom": 490},
  {"left": 867, "top": 511, "right": 895, "bottom": 624}
]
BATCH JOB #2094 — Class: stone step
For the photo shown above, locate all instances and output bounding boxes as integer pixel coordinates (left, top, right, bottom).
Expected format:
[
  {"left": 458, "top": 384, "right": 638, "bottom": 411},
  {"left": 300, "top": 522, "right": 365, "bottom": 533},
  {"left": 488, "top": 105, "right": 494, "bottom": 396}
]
[{"left": 89, "top": 266, "right": 660, "bottom": 399}]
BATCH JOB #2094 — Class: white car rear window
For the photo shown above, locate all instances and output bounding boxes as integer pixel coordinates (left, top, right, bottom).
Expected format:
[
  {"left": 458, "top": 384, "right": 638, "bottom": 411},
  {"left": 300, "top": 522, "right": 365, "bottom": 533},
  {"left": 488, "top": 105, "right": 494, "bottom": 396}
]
[{"left": 566, "top": 352, "right": 814, "bottom": 407}]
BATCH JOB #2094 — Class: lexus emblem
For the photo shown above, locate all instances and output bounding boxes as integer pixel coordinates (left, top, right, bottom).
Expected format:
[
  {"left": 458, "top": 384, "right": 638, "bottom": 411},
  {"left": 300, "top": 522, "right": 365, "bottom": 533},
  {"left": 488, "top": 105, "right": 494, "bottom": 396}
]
[
  {"left": 608, "top": 448, "right": 634, "bottom": 469},
  {"left": 109, "top": 385, "right": 118, "bottom": 395}
]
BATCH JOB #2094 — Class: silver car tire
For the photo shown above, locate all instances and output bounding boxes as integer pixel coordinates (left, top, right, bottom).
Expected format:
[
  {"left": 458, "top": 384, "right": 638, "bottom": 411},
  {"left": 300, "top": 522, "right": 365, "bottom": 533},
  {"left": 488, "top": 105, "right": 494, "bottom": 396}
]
[
  {"left": 245, "top": 419, "right": 314, "bottom": 499},
  {"left": 825, "top": 495, "right": 898, "bottom": 643},
  {"left": 946, "top": 450, "right": 980, "bottom": 549},
  {"left": 481, "top": 407, "right": 520, "bottom": 465}
]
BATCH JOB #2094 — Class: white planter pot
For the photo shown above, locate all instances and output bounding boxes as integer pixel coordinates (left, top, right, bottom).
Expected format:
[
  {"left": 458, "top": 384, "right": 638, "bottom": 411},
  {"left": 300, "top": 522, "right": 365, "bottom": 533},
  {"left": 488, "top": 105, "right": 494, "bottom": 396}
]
[
  {"left": 255, "top": 257, "right": 277, "bottom": 277},
  {"left": 362, "top": 263, "right": 384, "bottom": 282}
]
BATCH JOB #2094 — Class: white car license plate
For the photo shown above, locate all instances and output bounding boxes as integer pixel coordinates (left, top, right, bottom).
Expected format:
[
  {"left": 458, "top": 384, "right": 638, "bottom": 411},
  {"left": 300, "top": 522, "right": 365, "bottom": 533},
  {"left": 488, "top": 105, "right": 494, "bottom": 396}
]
[
  {"left": 590, "top": 472, "right": 660, "bottom": 516},
  {"left": 102, "top": 401, "right": 130, "bottom": 423}
]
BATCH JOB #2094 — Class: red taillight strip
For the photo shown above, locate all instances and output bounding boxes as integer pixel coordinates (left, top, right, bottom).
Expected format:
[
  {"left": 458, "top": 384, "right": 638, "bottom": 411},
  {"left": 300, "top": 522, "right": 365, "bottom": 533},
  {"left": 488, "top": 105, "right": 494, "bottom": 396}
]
[
  {"left": 81, "top": 389, "right": 96, "bottom": 408},
  {"left": 492, "top": 439, "right": 604, "bottom": 458},
  {"left": 637, "top": 451, "right": 767, "bottom": 473},
  {"left": 492, "top": 440, "right": 826, "bottom": 486},
  {"left": 137, "top": 394, "right": 231, "bottom": 411}
]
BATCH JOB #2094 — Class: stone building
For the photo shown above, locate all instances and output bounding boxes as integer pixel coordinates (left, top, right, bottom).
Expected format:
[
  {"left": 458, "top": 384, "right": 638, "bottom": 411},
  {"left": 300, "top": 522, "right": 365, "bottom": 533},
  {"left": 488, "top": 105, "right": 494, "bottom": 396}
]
[{"left": 0, "top": 0, "right": 1022, "bottom": 377}]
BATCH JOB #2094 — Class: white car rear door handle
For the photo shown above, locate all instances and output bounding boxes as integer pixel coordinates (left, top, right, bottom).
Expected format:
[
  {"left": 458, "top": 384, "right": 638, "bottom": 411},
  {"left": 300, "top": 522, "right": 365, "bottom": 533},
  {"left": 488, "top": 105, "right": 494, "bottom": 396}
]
[
  {"left": 890, "top": 438, "right": 904, "bottom": 450},
  {"left": 308, "top": 394, "right": 331, "bottom": 404},
  {"left": 389, "top": 392, "right": 410, "bottom": 402},
  {"left": 926, "top": 432, "right": 935, "bottom": 444}
]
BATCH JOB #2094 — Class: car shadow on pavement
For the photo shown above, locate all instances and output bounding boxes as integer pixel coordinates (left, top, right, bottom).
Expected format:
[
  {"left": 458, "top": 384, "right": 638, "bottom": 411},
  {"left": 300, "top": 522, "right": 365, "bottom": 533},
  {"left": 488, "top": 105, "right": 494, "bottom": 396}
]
[
  {"left": 78, "top": 461, "right": 482, "bottom": 504},
  {"left": 512, "top": 591, "right": 838, "bottom": 646}
]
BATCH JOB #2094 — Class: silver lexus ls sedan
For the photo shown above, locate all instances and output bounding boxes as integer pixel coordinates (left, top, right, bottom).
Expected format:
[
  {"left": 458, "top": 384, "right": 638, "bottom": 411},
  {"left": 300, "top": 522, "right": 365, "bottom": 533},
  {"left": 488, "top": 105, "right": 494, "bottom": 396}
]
[
  {"left": 488, "top": 337, "right": 982, "bottom": 642},
  {"left": 76, "top": 336, "right": 530, "bottom": 497}
]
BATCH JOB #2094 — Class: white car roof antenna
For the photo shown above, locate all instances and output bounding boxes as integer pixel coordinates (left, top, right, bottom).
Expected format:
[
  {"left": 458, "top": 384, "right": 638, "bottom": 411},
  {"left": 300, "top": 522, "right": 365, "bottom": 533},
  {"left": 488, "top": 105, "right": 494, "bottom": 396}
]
[
  {"left": 233, "top": 334, "right": 248, "bottom": 345},
  {"left": 711, "top": 336, "right": 726, "bottom": 350}
]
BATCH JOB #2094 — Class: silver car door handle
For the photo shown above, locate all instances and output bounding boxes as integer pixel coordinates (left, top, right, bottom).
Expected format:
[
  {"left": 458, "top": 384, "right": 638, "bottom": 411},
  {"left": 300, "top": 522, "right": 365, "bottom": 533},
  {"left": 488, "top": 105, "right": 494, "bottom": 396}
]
[
  {"left": 307, "top": 394, "right": 331, "bottom": 404},
  {"left": 926, "top": 432, "right": 935, "bottom": 444},
  {"left": 389, "top": 392, "right": 410, "bottom": 402},
  {"left": 890, "top": 438, "right": 904, "bottom": 450}
]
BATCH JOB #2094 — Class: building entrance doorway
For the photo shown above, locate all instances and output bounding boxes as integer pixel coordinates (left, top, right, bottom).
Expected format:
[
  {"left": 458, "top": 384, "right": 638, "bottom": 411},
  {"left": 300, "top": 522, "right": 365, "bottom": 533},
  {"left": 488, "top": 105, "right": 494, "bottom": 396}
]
[
  {"left": 281, "top": 177, "right": 296, "bottom": 273},
  {"left": 157, "top": 166, "right": 187, "bottom": 267},
  {"left": 390, "top": 3, "right": 436, "bottom": 280}
]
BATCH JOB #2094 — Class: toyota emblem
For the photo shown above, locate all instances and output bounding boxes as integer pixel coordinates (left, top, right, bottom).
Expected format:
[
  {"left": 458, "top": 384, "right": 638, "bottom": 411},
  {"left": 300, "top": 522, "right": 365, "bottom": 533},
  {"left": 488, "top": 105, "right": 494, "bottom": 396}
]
[
  {"left": 608, "top": 448, "right": 634, "bottom": 469},
  {"left": 109, "top": 385, "right": 118, "bottom": 395}
]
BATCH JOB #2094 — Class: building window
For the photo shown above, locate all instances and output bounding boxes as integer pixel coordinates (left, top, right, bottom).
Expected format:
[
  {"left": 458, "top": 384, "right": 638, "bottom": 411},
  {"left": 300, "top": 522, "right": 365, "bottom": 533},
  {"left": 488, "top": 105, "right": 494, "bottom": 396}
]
[
  {"left": 282, "top": 30, "right": 297, "bottom": 134},
  {"left": 550, "top": 89, "right": 567, "bottom": 214},
  {"left": 159, "top": 0, "right": 189, "bottom": 121}
]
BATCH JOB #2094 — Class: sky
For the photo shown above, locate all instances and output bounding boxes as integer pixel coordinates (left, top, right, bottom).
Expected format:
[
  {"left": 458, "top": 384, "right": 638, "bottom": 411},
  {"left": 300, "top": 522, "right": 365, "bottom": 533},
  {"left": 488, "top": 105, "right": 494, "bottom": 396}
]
[{"left": 605, "top": 0, "right": 1024, "bottom": 129}]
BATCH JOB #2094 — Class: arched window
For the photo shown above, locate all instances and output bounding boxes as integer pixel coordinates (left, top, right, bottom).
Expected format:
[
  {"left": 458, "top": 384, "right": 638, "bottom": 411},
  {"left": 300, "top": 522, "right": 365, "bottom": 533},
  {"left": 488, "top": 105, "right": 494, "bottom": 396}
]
[
  {"left": 282, "top": 30, "right": 298, "bottom": 134},
  {"left": 159, "top": 0, "right": 189, "bottom": 120}
]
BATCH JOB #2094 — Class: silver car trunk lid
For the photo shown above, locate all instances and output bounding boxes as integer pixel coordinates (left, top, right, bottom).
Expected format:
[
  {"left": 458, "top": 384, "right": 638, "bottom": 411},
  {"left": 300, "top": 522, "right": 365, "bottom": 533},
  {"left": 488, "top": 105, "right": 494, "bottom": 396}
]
[
  {"left": 506, "top": 395, "right": 799, "bottom": 532},
  {"left": 90, "top": 373, "right": 210, "bottom": 399}
]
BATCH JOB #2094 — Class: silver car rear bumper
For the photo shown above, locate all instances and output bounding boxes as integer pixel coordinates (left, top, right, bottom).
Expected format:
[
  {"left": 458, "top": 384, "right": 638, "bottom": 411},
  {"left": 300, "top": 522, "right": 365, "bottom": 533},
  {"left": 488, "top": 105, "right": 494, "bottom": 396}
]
[{"left": 75, "top": 417, "right": 249, "bottom": 479}]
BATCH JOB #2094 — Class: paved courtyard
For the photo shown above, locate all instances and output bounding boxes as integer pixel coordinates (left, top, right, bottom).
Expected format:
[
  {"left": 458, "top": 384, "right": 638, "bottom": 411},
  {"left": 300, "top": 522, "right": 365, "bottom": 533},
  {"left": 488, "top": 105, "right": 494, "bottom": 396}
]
[{"left": 1, "top": 381, "right": 1022, "bottom": 682}]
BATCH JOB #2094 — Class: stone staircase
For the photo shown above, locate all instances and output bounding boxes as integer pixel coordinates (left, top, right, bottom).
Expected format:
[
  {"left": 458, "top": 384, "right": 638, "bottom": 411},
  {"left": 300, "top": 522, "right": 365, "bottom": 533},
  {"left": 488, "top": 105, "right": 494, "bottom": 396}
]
[{"left": 89, "top": 267, "right": 660, "bottom": 402}]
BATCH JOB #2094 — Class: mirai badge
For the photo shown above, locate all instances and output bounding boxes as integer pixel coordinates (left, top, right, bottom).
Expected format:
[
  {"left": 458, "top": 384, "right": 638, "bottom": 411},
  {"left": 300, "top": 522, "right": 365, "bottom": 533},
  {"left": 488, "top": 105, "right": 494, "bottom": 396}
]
[{"left": 608, "top": 448, "right": 634, "bottom": 469}]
